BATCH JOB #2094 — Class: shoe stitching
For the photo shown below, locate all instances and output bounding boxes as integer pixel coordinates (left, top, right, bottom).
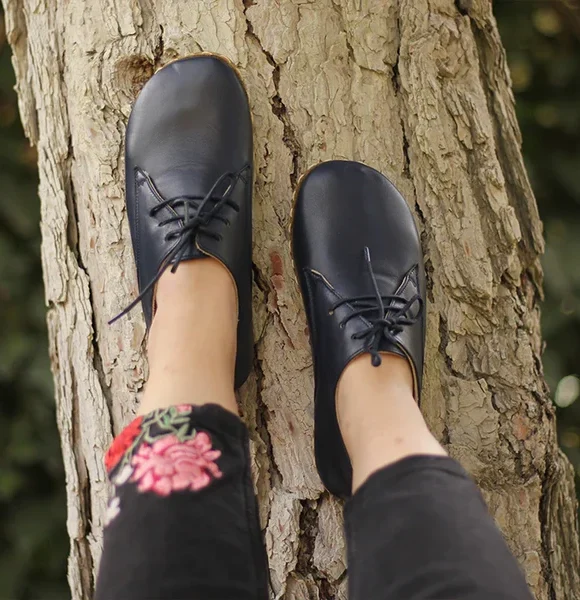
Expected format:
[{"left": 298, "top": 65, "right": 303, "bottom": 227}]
[
  {"left": 302, "top": 268, "right": 320, "bottom": 349},
  {"left": 133, "top": 168, "right": 182, "bottom": 321}
]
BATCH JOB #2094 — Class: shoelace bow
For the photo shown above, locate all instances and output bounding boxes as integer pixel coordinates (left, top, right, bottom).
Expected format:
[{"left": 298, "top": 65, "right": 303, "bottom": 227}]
[
  {"left": 330, "top": 247, "right": 423, "bottom": 367},
  {"left": 109, "top": 164, "right": 250, "bottom": 324}
]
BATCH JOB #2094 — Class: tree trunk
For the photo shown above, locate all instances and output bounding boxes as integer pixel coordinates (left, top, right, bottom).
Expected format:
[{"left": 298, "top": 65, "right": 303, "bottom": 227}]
[{"left": 3, "top": 0, "right": 579, "bottom": 598}]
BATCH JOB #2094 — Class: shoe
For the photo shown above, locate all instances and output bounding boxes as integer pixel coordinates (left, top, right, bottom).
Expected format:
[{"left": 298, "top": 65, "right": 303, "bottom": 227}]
[
  {"left": 292, "top": 160, "right": 426, "bottom": 498},
  {"left": 111, "top": 54, "right": 254, "bottom": 390}
]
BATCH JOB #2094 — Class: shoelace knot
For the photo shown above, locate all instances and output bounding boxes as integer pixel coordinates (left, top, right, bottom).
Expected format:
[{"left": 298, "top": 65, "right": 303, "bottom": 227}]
[
  {"left": 109, "top": 164, "right": 250, "bottom": 324},
  {"left": 329, "top": 247, "right": 422, "bottom": 367}
]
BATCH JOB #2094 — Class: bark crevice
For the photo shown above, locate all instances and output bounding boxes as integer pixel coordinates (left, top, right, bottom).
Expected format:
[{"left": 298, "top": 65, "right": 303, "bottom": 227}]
[
  {"left": 254, "top": 353, "right": 282, "bottom": 488},
  {"left": 70, "top": 368, "right": 95, "bottom": 599},
  {"left": 243, "top": 9, "right": 302, "bottom": 190},
  {"left": 540, "top": 465, "right": 558, "bottom": 600}
]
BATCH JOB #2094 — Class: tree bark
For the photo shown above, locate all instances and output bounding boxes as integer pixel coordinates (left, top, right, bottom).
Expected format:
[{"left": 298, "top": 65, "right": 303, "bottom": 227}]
[{"left": 3, "top": 0, "right": 579, "bottom": 598}]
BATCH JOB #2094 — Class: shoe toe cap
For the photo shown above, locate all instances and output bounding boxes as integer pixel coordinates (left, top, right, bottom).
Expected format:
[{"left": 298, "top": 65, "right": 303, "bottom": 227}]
[
  {"left": 126, "top": 54, "right": 252, "bottom": 189},
  {"left": 292, "top": 160, "right": 422, "bottom": 288}
]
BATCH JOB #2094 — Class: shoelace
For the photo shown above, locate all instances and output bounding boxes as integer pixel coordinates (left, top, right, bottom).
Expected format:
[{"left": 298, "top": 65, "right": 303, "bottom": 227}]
[
  {"left": 329, "top": 247, "right": 423, "bottom": 367},
  {"left": 109, "top": 164, "right": 250, "bottom": 324}
]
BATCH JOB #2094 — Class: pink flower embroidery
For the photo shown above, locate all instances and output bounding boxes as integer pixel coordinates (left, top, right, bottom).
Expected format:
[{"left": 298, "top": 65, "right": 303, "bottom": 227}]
[
  {"left": 130, "top": 432, "right": 222, "bottom": 496},
  {"left": 175, "top": 404, "right": 193, "bottom": 414}
]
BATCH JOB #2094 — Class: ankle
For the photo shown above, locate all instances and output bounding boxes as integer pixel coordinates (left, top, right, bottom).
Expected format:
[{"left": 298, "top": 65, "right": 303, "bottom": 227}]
[
  {"left": 154, "top": 258, "right": 237, "bottom": 316},
  {"left": 139, "top": 377, "right": 238, "bottom": 416},
  {"left": 336, "top": 352, "right": 446, "bottom": 493},
  {"left": 337, "top": 353, "right": 414, "bottom": 418},
  {"left": 141, "top": 258, "right": 239, "bottom": 416}
]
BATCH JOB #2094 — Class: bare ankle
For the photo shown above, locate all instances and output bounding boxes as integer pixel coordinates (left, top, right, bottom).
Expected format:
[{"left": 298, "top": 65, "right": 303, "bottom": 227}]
[
  {"left": 141, "top": 258, "right": 239, "bottom": 416},
  {"left": 336, "top": 352, "right": 446, "bottom": 494},
  {"left": 154, "top": 258, "right": 237, "bottom": 315},
  {"left": 337, "top": 353, "right": 414, "bottom": 416}
]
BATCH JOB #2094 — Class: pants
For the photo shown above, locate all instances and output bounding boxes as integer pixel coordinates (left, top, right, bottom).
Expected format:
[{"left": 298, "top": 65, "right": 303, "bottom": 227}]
[{"left": 95, "top": 403, "right": 533, "bottom": 600}]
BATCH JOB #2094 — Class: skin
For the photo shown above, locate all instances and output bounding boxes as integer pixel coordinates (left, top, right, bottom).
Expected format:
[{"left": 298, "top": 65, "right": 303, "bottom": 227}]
[
  {"left": 139, "top": 259, "right": 238, "bottom": 417},
  {"left": 140, "top": 258, "right": 446, "bottom": 493},
  {"left": 336, "top": 353, "right": 446, "bottom": 492}
]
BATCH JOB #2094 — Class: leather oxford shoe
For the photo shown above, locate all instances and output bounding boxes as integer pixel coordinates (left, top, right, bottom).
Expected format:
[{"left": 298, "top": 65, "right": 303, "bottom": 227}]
[
  {"left": 112, "top": 54, "right": 254, "bottom": 390},
  {"left": 292, "top": 160, "right": 426, "bottom": 498}
]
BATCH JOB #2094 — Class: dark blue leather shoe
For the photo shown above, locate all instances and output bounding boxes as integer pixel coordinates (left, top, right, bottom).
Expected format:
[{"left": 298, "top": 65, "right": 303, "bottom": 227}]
[
  {"left": 292, "top": 160, "right": 426, "bottom": 498},
  {"left": 112, "top": 54, "right": 254, "bottom": 390}
]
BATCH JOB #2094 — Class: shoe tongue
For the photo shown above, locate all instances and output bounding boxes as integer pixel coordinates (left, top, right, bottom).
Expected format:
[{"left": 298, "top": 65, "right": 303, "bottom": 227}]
[
  {"left": 339, "top": 269, "right": 401, "bottom": 306},
  {"left": 152, "top": 164, "right": 227, "bottom": 201},
  {"left": 148, "top": 165, "right": 222, "bottom": 264},
  {"left": 376, "top": 266, "right": 419, "bottom": 355},
  {"left": 339, "top": 266, "right": 416, "bottom": 329},
  {"left": 328, "top": 244, "right": 405, "bottom": 304}
]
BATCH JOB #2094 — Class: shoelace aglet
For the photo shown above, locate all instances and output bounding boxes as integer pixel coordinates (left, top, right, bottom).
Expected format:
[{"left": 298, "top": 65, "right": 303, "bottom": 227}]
[
  {"left": 108, "top": 300, "right": 138, "bottom": 325},
  {"left": 108, "top": 261, "right": 173, "bottom": 325},
  {"left": 363, "top": 245, "right": 372, "bottom": 264}
]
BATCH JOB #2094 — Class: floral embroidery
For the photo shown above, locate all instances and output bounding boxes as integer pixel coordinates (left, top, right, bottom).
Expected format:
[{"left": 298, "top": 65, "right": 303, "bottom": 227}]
[
  {"left": 105, "top": 416, "right": 143, "bottom": 472},
  {"left": 105, "top": 497, "right": 121, "bottom": 526},
  {"left": 130, "top": 433, "right": 222, "bottom": 496},
  {"left": 104, "top": 404, "right": 222, "bottom": 500},
  {"left": 113, "top": 464, "right": 134, "bottom": 486}
]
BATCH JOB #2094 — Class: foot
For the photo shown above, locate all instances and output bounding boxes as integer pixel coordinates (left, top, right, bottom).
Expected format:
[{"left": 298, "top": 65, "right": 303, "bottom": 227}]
[
  {"left": 292, "top": 161, "right": 426, "bottom": 498},
  {"left": 112, "top": 54, "right": 254, "bottom": 390}
]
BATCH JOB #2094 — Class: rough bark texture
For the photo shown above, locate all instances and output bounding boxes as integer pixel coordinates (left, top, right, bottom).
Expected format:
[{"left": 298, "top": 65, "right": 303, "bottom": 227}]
[{"left": 3, "top": 0, "right": 579, "bottom": 598}]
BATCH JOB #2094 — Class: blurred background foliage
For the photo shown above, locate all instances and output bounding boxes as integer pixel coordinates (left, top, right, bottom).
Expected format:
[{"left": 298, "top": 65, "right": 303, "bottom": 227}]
[
  {"left": 0, "top": 9, "right": 69, "bottom": 600},
  {"left": 0, "top": 1, "right": 578, "bottom": 598}
]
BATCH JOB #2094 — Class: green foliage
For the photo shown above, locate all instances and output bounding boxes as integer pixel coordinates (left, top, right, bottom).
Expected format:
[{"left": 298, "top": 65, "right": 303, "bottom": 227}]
[
  {"left": 0, "top": 2, "right": 577, "bottom": 598},
  {"left": 0, "top": 19, "right": 69, "bottom": 600}
]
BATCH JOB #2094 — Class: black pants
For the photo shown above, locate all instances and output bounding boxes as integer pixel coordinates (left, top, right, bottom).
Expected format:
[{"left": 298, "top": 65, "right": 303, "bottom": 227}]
[{"left": 95, "top": 404, "right": 533, "bottom": 600}]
